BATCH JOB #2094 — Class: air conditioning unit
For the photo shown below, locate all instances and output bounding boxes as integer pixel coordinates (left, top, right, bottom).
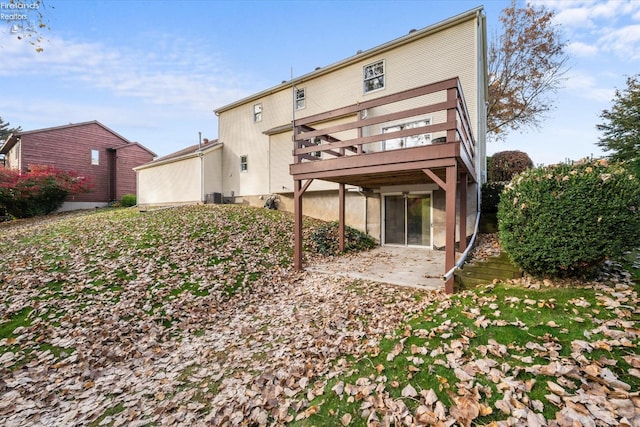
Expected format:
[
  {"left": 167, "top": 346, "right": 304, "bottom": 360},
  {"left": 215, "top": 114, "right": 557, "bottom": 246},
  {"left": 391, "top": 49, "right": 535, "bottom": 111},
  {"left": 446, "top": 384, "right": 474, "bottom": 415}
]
[{"left": 205, "top": 192, "right": 223, "bottom": 204}]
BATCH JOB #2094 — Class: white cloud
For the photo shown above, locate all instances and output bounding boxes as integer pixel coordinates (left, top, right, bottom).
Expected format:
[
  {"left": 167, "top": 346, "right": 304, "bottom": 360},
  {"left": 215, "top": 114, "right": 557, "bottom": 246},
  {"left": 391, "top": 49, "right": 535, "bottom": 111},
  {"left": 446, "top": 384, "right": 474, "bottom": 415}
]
[
  {"left": 539, "top": 0, "right": 640, "bottom": 28},
  {"left": 599, "top": 24, "right": 640, "bottom": 60},
  {"left": 564, "top": 72, "right": 616, "bottom": 102},
  {"left": 567, "top": 41, "right": 598, "bottom": 56},
  {"left": 554, "top": 5, "right": 595, "bottom": 28},
  {"left": 0, "top": 34, "right": 254, "bottom": 113}
]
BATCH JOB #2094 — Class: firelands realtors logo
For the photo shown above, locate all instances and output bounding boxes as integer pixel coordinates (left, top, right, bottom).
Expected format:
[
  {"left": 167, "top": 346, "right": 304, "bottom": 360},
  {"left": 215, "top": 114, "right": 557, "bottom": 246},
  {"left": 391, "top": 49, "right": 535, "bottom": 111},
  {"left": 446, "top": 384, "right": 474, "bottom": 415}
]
[{"left": 1, "top": 1, "right": 41, "bottom": 37}]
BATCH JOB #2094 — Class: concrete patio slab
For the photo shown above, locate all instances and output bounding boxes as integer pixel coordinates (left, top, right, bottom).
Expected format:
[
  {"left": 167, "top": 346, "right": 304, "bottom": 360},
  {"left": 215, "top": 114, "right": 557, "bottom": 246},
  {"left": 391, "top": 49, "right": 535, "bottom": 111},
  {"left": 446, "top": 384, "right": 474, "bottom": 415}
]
[{"left": 305, "top": 246, "right": 448, "bottom": 290}]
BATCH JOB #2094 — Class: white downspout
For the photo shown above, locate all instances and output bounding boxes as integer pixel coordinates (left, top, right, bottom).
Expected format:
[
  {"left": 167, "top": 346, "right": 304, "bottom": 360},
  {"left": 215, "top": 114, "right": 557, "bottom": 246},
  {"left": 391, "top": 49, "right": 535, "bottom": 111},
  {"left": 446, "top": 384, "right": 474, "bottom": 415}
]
[{"left": 442, "top": 9, "right": 487, "bottom": 282}]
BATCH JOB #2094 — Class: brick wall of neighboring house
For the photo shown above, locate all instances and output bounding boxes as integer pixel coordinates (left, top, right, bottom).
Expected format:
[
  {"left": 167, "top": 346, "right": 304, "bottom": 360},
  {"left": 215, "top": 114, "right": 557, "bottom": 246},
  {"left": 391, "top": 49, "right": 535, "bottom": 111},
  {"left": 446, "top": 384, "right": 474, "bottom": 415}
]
[{"left": 10, "top": 122, "right": 155, "bottom": 203}]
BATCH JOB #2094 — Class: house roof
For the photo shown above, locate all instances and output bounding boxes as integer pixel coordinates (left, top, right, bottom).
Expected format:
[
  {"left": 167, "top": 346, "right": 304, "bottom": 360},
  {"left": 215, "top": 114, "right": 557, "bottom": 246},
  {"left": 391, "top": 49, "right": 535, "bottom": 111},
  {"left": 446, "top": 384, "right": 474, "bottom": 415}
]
[
  {"left": 0, "top": 120, "right": 157, "bottom": 157},
  {"left": 134, "top": 139, "right": 221, "bottom": 171},
  {"left": 214, "top": 6, "right": 485, "bottom": 115}
]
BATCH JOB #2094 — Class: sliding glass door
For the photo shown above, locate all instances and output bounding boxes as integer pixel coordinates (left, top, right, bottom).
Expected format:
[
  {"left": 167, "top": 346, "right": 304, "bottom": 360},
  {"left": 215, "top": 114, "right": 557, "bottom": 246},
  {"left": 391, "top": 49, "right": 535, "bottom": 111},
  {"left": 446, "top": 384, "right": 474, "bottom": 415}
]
[{"left": 384, "top": 193, "right": 431, "bottom": 247}]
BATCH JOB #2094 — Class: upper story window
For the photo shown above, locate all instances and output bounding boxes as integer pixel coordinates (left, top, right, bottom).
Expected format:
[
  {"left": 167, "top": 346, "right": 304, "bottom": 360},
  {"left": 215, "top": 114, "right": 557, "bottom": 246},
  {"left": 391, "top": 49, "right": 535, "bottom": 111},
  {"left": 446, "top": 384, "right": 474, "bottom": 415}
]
[
  {"left": 295, "top": 88, "right": 306, "bottom": 110},
  {"left": 91, "top": 149, "right": 100, "bottom": 165},
  {"left": 382, "top": 118, "right": 432, "bottom": 151},
  {"left": 240, "top": 154, "right": 248, "bottom": 172},
  {"left": 363, "top": 60, "right": 385, "bottom": 93},
  {"left": 253, "top": 103, "right": 262, "bottom": 122}
]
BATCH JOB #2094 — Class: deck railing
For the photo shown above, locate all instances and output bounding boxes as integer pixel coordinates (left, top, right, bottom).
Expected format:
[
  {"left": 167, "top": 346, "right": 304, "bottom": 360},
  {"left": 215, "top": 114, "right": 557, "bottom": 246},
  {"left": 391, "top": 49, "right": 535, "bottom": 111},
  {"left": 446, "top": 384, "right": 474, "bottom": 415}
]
[{"left": 293, "top": 77, "right": 476, "bottom": 171}]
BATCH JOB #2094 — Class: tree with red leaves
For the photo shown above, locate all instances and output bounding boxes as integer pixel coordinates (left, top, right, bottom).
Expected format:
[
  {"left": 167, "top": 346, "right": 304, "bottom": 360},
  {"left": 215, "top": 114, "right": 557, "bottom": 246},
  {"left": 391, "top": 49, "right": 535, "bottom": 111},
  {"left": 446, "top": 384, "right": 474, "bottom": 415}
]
[{"left": 0, "top": 165, "right": 92, "bottom": 218}]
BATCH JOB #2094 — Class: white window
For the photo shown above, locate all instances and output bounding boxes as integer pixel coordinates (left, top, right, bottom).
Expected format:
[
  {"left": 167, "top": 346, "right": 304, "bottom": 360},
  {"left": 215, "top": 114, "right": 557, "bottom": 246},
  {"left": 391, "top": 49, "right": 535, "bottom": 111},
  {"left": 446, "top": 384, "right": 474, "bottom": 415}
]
[
  {"left": 309, "top": 137, "right": 321, "bottom": 158},
  {"left": 253, "top": 104, "right": 262, "bottom": 122},
  {"left": 91, "top": 149, "right": 99, "bottom": 165},
  {"left": 295, "top": 88, "right": 306, "bottom": 110},
  {"left": 363, "top": 60, "right": 385, "bottom": 93},
  {"left": 382, "top": 118, "right": 431, "bottom": 150},
  {"left": 240, "top": 155, "right": 248, "bottom": 172}
]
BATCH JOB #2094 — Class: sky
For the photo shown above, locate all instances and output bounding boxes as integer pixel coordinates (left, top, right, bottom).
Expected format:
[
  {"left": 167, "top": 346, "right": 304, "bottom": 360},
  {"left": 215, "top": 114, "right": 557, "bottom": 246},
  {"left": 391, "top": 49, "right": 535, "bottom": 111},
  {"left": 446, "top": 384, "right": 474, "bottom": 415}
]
[{"left": 0, "top": 0, "right": 639, "bottom": 166}]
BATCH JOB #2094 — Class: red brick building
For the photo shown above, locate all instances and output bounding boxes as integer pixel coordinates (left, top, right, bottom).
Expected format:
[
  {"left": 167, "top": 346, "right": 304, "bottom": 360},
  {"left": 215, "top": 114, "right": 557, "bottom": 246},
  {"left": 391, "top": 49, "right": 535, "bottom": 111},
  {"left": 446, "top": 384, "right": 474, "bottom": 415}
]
[{"left": 0, "top": 121, "right": 156, "bottom": 209}]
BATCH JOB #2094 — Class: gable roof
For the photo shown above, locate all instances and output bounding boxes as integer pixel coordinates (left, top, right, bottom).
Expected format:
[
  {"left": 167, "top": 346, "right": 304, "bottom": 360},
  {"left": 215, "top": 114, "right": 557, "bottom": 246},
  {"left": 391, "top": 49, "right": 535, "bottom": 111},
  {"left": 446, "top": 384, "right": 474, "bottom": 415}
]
[
  {"left": 214, "top": 6, "right": 485, "bottom": 115},
  {"left": 0, "top": 120, "right": 157, "bottom": 157},
  {"left": 134, "top": 139, "right": 222, "bottom": 171}
]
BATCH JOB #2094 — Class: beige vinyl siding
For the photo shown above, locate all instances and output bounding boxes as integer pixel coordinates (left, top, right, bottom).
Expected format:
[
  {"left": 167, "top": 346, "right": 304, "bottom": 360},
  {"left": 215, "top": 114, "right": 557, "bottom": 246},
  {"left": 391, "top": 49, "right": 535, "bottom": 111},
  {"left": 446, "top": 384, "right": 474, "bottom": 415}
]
[
  {"left": 269, "top": 131, "right": 295, "bottom": 194},
  {"left": 292, "top": 19, "right": 478, "bottom": 137},
  {"left": 203, "top": 148, "right": 223, "bottom": 196},
  {"left": 219, "top": 89, "right": 293, "bottom": 197},
  {"left": 269, "top": 131, "right": 339, "bottom": 194},
  {"left": 217, "top": 11, "right": 483, "bottom": 199},
  {"left": 137, "top": 156, "right": 201, "bottom": 205}
]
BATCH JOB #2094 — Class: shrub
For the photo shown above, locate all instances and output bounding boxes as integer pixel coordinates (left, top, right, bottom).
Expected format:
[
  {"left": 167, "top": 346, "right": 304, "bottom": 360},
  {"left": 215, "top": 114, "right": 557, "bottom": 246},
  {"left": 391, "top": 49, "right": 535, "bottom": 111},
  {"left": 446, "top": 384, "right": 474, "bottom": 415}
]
[
  {"left": 121, "top": 194, "right": 137, "bottom": 207},
  {"left": 0, "top": 165, "right": 92, "bottom": 218},
  {"left": 498, "top": 159, "right": 640, "bottom": 277},
  {"left": 309, "top": 221, "right": 377, "bottom": 256},
  {"left": 488, "top": 150, "right": 534, "bottom": 182}
]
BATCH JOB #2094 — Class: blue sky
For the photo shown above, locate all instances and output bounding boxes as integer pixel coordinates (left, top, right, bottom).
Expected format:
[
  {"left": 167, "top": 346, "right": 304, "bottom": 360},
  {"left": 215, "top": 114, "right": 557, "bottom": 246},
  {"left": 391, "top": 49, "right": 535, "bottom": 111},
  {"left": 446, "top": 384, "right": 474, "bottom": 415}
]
[{"left": 1, "top": 0, "right": 639, "bottom": 165}]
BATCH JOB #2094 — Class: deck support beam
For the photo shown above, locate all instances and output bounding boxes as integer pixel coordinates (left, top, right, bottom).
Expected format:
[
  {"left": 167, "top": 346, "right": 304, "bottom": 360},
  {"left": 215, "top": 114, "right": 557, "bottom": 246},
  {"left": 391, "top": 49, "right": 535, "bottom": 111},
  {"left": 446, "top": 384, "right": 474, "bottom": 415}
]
[
  {"left": 423, "top": 165, "right": 457, "bottom": 294},
  {"left": 444, "top": 165, "right": 457, "bottom": 294},
  {"left": 294, "top": 178, "right": 314, "bottom": 270},
  {"left": 459, "top": 173, "right": 468, "bottom": 253},
  {"left": 338, "top": 183, "right": 345, "bottom": 252}
]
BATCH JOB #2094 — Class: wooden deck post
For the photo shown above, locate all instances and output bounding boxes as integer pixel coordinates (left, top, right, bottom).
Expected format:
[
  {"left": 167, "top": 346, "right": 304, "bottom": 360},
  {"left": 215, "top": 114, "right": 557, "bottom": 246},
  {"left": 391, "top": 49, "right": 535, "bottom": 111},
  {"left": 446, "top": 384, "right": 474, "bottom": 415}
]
[
  {"left": 294, "top": 179, "right": 303, "bottom": 270},
  {"left": 293, "top": 178, "right": 314, "bottom": 270},
  {"left": 445, "top": 165, "right": 457, "bottom": 294},
  {"left": 422, "top": 164, "right": 458, "bottom": 294},
  {"left": 446, "top": 87, "right": 458, "bottom": 144},
  {"left": 459, "top": 173, "right": 468, "bottom": 253},
  {"left": 339, "top": 183, "right": 345, "bottom": 252}
]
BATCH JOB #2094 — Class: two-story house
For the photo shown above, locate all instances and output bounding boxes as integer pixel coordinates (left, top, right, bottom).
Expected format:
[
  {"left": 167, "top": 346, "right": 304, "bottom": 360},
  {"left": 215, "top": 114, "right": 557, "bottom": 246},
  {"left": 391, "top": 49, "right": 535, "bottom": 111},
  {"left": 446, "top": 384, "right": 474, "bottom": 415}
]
[
  {"left": 1, "top": 121, "right": 156, "bottom": 210},
  {"left": 136, "top": 7, "right": 487, "bottom": 291}
]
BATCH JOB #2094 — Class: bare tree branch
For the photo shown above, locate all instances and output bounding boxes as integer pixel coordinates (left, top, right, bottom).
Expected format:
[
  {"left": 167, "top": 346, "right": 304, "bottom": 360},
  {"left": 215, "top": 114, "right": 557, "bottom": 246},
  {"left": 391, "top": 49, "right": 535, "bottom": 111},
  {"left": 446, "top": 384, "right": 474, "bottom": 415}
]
[{"left": 487, "top": 0, "right": 569, "bottom": 141}]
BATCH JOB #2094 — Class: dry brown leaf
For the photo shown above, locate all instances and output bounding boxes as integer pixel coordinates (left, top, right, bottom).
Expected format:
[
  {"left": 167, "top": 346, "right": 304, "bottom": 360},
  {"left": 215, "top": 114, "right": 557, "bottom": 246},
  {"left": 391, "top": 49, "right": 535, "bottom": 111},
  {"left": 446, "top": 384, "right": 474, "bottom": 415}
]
[
  {"left": 340, "top": 413, "right": 352, "bottom": 426},
  {"left": 401, "top": 384, "right": 418, "bottom": 398}
]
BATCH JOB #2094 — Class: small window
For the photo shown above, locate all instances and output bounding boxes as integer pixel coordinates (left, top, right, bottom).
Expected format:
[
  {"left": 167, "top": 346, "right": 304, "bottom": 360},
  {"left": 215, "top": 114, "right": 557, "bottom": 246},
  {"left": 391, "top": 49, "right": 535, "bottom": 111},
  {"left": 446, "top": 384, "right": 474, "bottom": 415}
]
[
  {"left": 295, "top": 88, "right": 306, "bottom": 110},
  {"left": 310, "top": 137, "right": 321, "bottom": 158},
  {"left": 382, "top": 118, "right": 431, "bottom": 150},
  {"left": 363, "top": 60, "right": 385, "bottom": 93},
  {"left": 240, "top": 155, "right": 248, "bottom": 172},
  {"left": 253, "top": 103, "right": 262, "bottom": 122},
  {"left": 91, "top": 149, "right": 99, "bottom": 165}
]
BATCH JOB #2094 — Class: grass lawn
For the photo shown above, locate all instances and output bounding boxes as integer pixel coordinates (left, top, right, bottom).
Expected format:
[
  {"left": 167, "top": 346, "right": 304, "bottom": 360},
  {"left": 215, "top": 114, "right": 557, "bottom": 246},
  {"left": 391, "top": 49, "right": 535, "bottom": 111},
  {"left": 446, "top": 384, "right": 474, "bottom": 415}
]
[{"left": 0, "top": 205, "right": 638, "bottom": 426}]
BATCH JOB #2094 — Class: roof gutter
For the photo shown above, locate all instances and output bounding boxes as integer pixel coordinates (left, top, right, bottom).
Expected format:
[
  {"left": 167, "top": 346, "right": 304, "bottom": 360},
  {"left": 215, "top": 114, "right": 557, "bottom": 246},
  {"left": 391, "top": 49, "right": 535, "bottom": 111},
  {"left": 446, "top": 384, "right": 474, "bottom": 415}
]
[{"left": 133, "top": 143, "right": 223, "bottom": 171}]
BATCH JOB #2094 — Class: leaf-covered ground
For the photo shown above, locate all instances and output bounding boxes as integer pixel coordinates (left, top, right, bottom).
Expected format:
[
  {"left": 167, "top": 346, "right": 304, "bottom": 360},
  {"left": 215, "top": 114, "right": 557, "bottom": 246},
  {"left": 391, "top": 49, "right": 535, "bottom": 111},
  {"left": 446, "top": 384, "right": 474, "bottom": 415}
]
[
  {"left": 0, "top": 205, "right": 638, "bottom": 426},
  {"left": 0, "top": 206, "right": 434, "bottom": 426}
]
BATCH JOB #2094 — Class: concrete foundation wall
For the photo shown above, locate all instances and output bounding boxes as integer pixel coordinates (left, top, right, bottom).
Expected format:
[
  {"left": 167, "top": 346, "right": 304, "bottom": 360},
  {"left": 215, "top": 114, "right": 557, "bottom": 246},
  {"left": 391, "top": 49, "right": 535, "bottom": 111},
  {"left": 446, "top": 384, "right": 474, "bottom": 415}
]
[{"left": 237, "top": 183, "right": 476, "bottom": 249}]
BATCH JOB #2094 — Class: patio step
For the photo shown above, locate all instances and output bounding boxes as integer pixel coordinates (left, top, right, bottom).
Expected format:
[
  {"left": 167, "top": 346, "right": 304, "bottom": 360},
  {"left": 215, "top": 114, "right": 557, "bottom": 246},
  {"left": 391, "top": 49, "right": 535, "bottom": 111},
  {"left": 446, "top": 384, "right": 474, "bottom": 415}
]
[{"left": 455, "top": 252, "right": 522, "bottom": 288}]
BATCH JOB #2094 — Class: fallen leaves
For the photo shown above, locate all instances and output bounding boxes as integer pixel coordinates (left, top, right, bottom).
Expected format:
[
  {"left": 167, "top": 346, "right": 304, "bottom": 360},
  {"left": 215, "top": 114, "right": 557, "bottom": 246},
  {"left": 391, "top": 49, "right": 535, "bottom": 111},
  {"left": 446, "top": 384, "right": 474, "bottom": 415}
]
[{"left": 1, "top": 207, "right": 639, "bottom": 426}]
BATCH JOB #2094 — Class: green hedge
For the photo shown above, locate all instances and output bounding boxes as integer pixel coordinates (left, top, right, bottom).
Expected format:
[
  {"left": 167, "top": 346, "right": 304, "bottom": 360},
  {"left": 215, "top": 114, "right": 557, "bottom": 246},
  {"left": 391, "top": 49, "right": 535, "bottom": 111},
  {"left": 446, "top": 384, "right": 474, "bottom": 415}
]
[
  {"left": 121, "top": 194, "right": 137, "bottom": 207},
  {"left": 498, "top": 159, "right": 640, "bottom": 277},
  {"left": 309, "top": 221, "right": 377, "bottom": 256}
]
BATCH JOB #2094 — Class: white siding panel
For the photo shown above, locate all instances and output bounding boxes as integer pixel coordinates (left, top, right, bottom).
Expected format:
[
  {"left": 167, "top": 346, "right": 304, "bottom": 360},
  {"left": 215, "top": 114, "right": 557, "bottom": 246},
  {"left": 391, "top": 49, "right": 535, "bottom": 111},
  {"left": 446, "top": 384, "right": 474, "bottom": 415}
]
[
  {"left": 137, "top": 157, "right": 201, "bottom": 205},
  {"left": 203, "top": 148, "right": 223, "bottom": 196}
]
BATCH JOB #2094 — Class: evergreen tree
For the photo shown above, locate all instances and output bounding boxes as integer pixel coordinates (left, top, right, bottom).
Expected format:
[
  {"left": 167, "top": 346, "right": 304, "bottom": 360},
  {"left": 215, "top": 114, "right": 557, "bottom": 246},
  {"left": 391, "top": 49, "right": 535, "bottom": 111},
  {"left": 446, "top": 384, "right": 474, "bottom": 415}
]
[
  {"left": 596, "top": 75, "right": 640, "bottom": 173},
  {"left": 0, "top": 117, "right": 21, "bottom": 141}
]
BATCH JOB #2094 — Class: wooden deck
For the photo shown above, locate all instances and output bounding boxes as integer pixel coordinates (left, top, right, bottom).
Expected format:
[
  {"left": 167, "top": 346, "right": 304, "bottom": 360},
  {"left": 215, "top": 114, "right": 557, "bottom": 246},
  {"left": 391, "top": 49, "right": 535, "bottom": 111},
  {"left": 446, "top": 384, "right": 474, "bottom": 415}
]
[{"left": 289, "top": 77, "right": 478, "bottom": 293}]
